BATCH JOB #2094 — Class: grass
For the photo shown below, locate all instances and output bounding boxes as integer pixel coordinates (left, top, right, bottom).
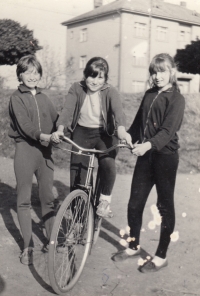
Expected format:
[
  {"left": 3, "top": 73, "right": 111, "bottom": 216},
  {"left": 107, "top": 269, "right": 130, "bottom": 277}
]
[{"left": 1, "top": 88, "right": 199, "bottom": 174}]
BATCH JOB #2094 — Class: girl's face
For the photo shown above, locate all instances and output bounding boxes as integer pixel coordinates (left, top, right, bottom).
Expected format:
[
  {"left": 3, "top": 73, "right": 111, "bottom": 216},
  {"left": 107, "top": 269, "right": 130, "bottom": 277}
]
[
  {"left": 86, "top": 70, "right": 106, "bottom": 93},
  {"left": 20, "top": 65, "right": 41, "bottom": 90},
  {"left": 152, "top": 69, "right": 171, "bottom": 90}
]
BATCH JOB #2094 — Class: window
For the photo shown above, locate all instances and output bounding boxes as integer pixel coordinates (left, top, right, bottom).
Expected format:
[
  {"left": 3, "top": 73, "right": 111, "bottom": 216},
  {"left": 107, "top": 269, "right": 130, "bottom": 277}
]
[
  {"left": 179, "top": 30, "right": 185, "bottom": 42},
  {"left": 80, "top": 28, "right": 87, "bottom": 42},
  {"left": 178, "top": 25, "right": 191, "bottom": 49},
  {"left": 132, "top": 81, "right": 145, "bottom": 93},
  {"left": 156, "top": 26, "right": 168, "bottom": 41},
  {"left": 70, "top": 31, "right": 74, "bottom": 39},
  {"left": 134, "top": 23, "right": 147, "bottom": 38},
  {"left": 79, "top": 56, "right": 87, "bottom": 69},
  {"left": 179, "top": 29, "right": 190, "bottom": 42},
  {"left": 133, "top": 54, "right": 147, "bottom": 67},
  {"left": 178, "top": 25, "right": 191, "bottom": 42}
]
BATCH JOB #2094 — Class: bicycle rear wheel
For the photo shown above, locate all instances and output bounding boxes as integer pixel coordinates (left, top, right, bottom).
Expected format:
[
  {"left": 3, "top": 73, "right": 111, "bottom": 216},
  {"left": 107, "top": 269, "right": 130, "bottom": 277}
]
[{"left": 48, "top": 189, "right": 94, "bottom": 294}]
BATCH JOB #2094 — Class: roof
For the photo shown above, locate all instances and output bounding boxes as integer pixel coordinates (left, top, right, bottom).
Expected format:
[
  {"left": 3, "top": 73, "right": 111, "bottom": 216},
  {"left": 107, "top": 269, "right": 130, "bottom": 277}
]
[{"left": 62, "top": 0, "right": 200, "bottom": 27}]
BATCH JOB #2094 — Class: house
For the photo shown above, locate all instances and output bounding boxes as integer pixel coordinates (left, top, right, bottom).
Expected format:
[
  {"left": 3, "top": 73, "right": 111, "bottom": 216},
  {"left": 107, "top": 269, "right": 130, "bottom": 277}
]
[{"left": 62, "top": 0, "right": 200, "bottom": 93}]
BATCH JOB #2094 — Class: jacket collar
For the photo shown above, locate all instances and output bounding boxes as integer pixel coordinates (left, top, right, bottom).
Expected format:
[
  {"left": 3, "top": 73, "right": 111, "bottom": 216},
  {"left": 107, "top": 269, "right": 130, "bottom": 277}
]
[
  {"left": 18, "top": 84, "right": 42, "bottom": 94},
  {"left": 79, "top": 80, "right": 110, "bottom": 91},
  {"left": 148, "top": 85, "right": 174, "bottom": 94}
]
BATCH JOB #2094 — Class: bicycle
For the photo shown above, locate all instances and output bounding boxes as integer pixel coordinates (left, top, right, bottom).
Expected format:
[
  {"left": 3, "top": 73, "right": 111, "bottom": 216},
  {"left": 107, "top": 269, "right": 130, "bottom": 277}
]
[{"left": 48, "top": 136, "right": 131, "bottom": 294}]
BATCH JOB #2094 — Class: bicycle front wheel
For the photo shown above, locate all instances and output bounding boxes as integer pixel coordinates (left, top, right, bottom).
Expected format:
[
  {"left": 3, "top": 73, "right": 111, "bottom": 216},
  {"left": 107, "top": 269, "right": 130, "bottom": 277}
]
[
  {"left": 93, "top": 215, "right": 102, "bottom": 246},
  {"left": 48, "top": 189, "right": 94, "bottom": 294}
]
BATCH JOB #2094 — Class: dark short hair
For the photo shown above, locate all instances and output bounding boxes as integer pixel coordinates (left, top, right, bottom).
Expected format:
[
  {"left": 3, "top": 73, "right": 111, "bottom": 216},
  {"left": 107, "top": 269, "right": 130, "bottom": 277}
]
[
  {"left": 16, "top": 55, "right": 42, "bottom": 82},
  {"left": 83, "top": 57, "right": 109, "bottom": 82}
]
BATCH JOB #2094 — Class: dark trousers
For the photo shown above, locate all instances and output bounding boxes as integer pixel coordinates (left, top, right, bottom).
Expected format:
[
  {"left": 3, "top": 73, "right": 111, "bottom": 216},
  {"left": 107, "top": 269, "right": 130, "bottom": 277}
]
[
  {"left": 70, "top": 125, "right": 118, "bottom": 195},
  {"left": 128, "top": 151, "right": 179, "bottom": 258},
  {"left": 14, "top": 142, "right": 55, "bottom": 249}
]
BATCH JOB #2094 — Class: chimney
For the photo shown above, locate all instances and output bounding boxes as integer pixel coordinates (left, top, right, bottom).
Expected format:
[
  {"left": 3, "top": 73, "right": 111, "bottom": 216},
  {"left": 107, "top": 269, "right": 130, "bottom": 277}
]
[
  {"left": 180, "top": 1, "right": 187, "bottom": 8},
  {"left": 94, "top": 0, "right": 103, "bottom": 9}
]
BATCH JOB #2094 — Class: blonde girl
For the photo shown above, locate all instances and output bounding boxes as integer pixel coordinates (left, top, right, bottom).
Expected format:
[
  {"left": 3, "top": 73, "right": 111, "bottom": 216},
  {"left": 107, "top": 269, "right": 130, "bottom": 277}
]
[{"left": 112, "top": 53, "right": 185, "bottom": 273}]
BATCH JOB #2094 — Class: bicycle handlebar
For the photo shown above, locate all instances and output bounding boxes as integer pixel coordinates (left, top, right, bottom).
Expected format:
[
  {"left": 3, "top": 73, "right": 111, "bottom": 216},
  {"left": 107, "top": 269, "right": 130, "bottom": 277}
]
[{"left": 61, "top": 136, "right": 131, "bottom": 154}]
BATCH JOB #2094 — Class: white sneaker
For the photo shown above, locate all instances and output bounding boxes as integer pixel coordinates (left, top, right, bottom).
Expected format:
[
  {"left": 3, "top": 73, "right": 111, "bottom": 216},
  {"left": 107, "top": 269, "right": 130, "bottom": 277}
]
[{"left": 96, "top": 200, "right": 113, "bottom": 218}]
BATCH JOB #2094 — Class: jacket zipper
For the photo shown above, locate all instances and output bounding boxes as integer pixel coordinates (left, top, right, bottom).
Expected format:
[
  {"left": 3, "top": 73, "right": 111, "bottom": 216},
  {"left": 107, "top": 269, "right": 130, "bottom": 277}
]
[
  {"left": 70, "top": 93, "right": 86, "bottom": 133},
  {"left": 143, "top": 91, "right": 161, "bottom": 143},
  {"left": 32, "top": 94, "right": 41, "bottom": 133},
  {"left": 99, "top": 90, "right": 115, "bottom": 137}
]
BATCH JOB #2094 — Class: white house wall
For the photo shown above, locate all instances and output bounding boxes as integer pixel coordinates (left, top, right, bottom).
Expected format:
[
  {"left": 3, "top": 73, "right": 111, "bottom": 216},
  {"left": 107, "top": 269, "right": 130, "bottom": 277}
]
[
  {"left": 66, "top": 14, "right": 121, "bottom": 87},
  {"left": 65, "top": 11, "right": 200, "bottom": 93}
]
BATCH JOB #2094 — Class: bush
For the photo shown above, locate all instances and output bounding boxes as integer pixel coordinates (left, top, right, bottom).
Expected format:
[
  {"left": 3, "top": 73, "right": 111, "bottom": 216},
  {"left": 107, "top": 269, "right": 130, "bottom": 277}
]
[
  {"left": 1, "top": 89, "right": 199, "bottom": 174},
  {"left": 118, "top": 92, "right": 200, "bottom": 174},
  {"left": 178, "top": 93, "right": 200, "bottom": 173},
  {"left": 0, "top": 89, "right": 15, "bottom": 158}
]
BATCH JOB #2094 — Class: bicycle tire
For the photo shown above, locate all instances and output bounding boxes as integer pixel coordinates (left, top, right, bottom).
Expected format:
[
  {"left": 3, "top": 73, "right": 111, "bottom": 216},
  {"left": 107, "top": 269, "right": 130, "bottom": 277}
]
[
  {"left": 48, "top": 189, "right": 94, "bottom": 294},
  {"left": 92, "top": 170, "right": 102, "bottom": 246},
  {"left": 93, "top": 215, "right": 102, "bottom": 246}
]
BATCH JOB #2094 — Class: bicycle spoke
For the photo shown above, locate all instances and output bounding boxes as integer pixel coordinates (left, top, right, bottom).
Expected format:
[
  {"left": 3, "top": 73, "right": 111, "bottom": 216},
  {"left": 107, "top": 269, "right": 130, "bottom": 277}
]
[{"left": 48, "top": 190, "right": 94, "bottom": 293}]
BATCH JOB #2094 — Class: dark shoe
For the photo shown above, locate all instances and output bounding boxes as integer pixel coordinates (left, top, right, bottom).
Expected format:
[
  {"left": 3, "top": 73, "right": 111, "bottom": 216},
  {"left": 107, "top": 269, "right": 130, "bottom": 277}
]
[
  {"left": 111, "top": 249, "right": 141, "bottom": 262},
  {"left": 20, "top": 248, "right": 33, "bottom": 265},
  {"left": 138, "top": 259, "right": 168, "bottom": 273},
  {"left": 41, "top": 243, "right": 49, "bottom": 253}
]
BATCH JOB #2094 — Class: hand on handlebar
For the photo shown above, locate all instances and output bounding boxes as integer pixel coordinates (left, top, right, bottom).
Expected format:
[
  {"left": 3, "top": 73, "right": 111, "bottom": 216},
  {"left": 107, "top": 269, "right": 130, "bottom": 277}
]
[
  {"left": 120, "top": 132, "right": 133, "bottom": 148},
  {"left": 51, "top": 131, "right": 64, "bottom": 144},
  {"left": 131, "top": 141, "right": 152, "bottom": 156},
  {"left": 117, "top": 126, "right": 133, "bottom": 148}
]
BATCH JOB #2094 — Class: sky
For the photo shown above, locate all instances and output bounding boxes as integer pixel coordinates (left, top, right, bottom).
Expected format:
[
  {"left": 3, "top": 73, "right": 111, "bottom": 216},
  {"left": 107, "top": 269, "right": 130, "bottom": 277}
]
[{"left": 1, "top": 0, "right": 200, "bottom": 87}]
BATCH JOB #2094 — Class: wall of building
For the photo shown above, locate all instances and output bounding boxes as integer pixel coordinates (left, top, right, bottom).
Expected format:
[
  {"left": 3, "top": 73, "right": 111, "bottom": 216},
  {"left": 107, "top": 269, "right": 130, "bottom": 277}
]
[
  {"left": 65, "top": 10, "right": 200, "bottom": 93},
  {"left": 66, "top": 13, "right": 121, "bottom": 87},
  {"left": 119, "top": 12, "right": 200, "bottom": 93},
  {"left": 119, "top": 12, "right": 149, "bottom": 93}
]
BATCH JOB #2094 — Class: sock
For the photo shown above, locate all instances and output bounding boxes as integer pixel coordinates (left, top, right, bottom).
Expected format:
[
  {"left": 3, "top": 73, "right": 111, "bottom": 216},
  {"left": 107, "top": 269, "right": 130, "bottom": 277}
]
[
  {"left": 125, "top": 246, "right": 140, "bottom": 255},
  {"left": 152, "top": 256, "right": 167, "bottom": 266},
  {"left": 99, "top": 194, "right": 112, "bottom": 204}
]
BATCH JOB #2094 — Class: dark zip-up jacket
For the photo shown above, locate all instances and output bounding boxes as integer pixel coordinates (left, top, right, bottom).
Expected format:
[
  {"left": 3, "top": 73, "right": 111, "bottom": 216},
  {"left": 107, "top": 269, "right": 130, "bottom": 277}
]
[
  {"left": 57, "top": 81, "right": 126, "bottom": 136},
  {"left": 128, "top": 86, "right": 185, "bottom": 154},
  {"left": 8, "top": 84, "right": 58, "bottom": 147}
]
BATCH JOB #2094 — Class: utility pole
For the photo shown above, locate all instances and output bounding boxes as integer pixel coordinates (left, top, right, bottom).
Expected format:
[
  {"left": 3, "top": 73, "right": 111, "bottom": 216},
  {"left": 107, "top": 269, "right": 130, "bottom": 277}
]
[
  {"left": 148, "top": 0, "right": 153, "bottom": 66},
  {"left": 146, "top": 0, "right": 153, "bottom": 90},
  {"left": 118, "top": 12, "right": 122, "bottom": 92}
]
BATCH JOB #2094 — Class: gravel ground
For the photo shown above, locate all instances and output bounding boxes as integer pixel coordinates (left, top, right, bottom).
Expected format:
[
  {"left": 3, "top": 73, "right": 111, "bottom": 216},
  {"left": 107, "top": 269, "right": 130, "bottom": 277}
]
[{"left": 0, "top": 156, "right": 200, "bottom": 296}]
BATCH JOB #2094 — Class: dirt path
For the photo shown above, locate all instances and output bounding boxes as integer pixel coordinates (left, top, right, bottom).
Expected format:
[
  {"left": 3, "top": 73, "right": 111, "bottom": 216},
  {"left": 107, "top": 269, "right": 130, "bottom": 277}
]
[{"left": 0, "top": 156, "right": 200, "bottom": 296}]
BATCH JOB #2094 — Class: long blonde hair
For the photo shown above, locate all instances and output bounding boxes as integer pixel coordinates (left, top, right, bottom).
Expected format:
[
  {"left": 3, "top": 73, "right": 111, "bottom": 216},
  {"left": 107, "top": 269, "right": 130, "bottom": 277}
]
[{"left": 149, "top": 53, "right": 180, "bottom": 92}]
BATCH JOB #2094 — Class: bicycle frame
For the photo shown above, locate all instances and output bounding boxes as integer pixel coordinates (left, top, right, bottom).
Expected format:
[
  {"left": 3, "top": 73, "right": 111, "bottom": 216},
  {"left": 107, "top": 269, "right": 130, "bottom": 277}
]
[
  {"left": 53, "top": 136, "right": 132, "bottom": 222},
  {"left": 48, "top": 136, "right": 132, "bottom": 294},
  {"left": 53, "top": 135, "right": 131, "bottom": 202}
]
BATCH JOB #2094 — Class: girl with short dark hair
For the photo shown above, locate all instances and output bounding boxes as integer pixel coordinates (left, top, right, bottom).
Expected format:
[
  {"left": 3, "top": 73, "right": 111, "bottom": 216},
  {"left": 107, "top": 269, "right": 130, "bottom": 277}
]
[
  {"left": 52, "top": 56, "right": 132, "bottom": 218},
  {"left": 9, "top": 55, "right": 58, "bottom": 265}
]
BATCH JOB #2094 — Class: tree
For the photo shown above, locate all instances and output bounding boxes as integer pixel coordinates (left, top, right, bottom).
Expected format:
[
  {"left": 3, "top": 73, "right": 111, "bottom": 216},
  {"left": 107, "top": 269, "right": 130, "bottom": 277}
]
[
  {"left": 38, "top": 44, "right": 74, "bottom": 90},
  {"left": 38, "top": 44, "right": 64, "bottom": 89},
  {"left": 0, "top": 19, "right": 42, "bottom": 65},
  {"left": 174, "top": 39, "right": 200, "bottom": 74}
]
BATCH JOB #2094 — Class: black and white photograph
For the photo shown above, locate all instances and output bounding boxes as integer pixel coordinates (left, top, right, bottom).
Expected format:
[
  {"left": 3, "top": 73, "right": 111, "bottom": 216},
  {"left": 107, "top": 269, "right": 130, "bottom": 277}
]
[{"left": 0, "top": 0, "right": 200, "bottom": 295}]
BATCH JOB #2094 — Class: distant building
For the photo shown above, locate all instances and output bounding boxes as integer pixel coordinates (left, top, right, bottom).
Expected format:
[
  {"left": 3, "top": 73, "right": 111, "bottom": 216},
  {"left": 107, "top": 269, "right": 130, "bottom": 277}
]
[{"left": 62, "top": 0, "right": 200, "bottom": 93}]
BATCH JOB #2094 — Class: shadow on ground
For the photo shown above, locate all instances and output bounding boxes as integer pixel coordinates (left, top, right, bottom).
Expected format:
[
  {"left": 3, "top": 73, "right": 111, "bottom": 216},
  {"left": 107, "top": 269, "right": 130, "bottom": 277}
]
[
  {"left": 0, "top": 275, "right": 6, "bottom": 295},
  {"left": 0, "top": 180, "right": 129, "bottom": 294}
]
